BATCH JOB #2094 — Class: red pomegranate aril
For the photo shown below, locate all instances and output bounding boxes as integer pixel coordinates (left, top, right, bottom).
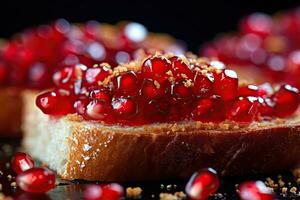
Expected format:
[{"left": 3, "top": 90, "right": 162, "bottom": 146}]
[
  {"left": 90, "top": 89, "right": 111, "bottom": 102},
  {"left": 12, "top": 152, "right": 35, "bottom": 174},
  {"left": 85, "top": 100, "right": 110, "bottom": 120},
  {"left": 272, "top": 84, "right": 299, "bottom": 117},
  {"left": 240, "top": 13, "right": 273, "bottom": 37},
  {"left": 172, "top": 80, "right": 193, "bottom": 100},
  {"left": 112, "top": 97, "right": 137, "bottom": 118},
  {"left": 227, "top": 97, "right": 259, "bottom": 123},
  {"left": 141, "top": 79, "right": 167, "bottom": 100},
  {"left": 170, "top": 56, "right": 194, "bottom": 79},
  {"left": 16, "top": 168, "right": 56, "bottom": 193},
  {"left": 83, "top": 183, "right": 124, "bottom": 200},
  {"left": 192, "top": 98, "right": 213, "bottom": 118},
  {"left": 239, "top": 181, "right": 274, "bottom": 200},
  {"left": 36, "top": 90, "right": 75, "bottom": 115},
  {"left": 142, "top": 56, "right": 171, "bottom": 82},
  {"left": 144, "top": 98, "right": 170, "bottom": 120},
  {"left": 193, "top": 73, "right": 213, "bottom": 98},
  {"left": 74, "top": 97, "right": 90, "bottom": 115},
  {"left": 113, "top": 71, "right": 138, "bottom": 96},
  {"left": 185, "top": 168, "right": 220, "bottom": 200},
  {"left": 258, "top": 97, "right": 275, "bottom": 117},
  {"left": 239, "top": 84, "right": 259, "bottom": 97},
  {"left": 85, "top": 65, "right": 112, "bottom": 85},
  {"left": 53, "top": 64, "right": 87, "bottom": 89},
  {"left": 214, "top": 69, "right": 238, "bottom": 101}
]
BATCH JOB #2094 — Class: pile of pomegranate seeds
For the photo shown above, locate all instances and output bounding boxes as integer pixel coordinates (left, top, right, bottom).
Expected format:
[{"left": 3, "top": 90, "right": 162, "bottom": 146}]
[
  {"left": 11, "top": 152, "right": 56, "bottom": 193},
  {"left": 36, "top": 53, "right": 300, "bottom": 125},
  {"left": 239, "top": 181, "right": 275, "bottom": 200},
  {"left": 201, "top": 8, "right": 300, "bottom": 90},
  {"left": 185, "top": 168, "right": 220, "bottom": 200},
  {"left": 0, "top": 20, "right": 183, "bottom": 89},
  {"left": 83, "top": 184, "right": 124, "bottom": 200}
]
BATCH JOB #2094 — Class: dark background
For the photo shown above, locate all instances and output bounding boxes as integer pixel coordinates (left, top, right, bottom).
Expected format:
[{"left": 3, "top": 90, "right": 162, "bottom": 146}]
[{"left": 0, "top": 0, "right": 299, "bottom": 52}]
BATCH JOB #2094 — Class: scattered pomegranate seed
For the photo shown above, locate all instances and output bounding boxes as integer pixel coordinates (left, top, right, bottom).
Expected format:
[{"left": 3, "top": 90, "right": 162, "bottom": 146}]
[
  {"left": 16, "top": 168, "right": 56, "bottom": 193},
  {"left": 141, "top": 79, "right": 167, "bottom": 100},
  {"left": 239, "top": 85, "right": 259, "bottom": 97},
  {"left": 272, "top": 84, "right": 299, "bottom": 117},
  {"left": 172, "top": 79, "right": 193, "bottom": 101},
  {"left": 214, "top": 69, "right": 238, "bottom": 101},
  {"left": 90, "top": 89, "right": 111, "bottom": 103},
  {"left": 239, "top": 181, "right": 275, "bottom": 200},
  {"left": 83, "top": 184, "right": 124, "bottom": 200},
  {"left": 12, "top": 152, "right": 35, "bottom": 174},
  {"left": 193, "top": 73, "right": 213, "bottom": 98},
  {"left": 74, "top": 97, "right": 90, "bottom": 115},
  {"left": 185, "top": 168, "right": 220, "bottom": 200}
]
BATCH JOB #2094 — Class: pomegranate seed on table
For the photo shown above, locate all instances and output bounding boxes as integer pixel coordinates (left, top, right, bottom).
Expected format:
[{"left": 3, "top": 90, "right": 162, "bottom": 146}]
[
  {"left": 16, "top": 168, "right": 56, "bottom": 193},
  {"left": 85, "top": 65, "right": 112, "bottom": 85},
  {"left": 239, "top": 181, "right": 275, "bottom": 200},
  {"left": 90, "top": 89, "right": 112, "bottom": 103},
  {"left": 238, "top": 84, "right": 259, "bottom": 97},
  {"left": 272, "top": 84, "right": 300, "bottom": 117},
  {"left": 171, "top": 79, "right": 193, "bottom": 101},
  {"left": 170, "top": 56, "right": 194, "bottom": 79},
  {"left": 185, "top": 168, "right": 220, "bottom": 200},
  {"left": 141, "top": 79, "right": 168, "bottom": 100},
  {"left": 12, "top": 152, "right": 35, "bottom": 174},
  {"left": 83, "top": 184, "right": 124, "bottom": 200},
  {"left": 193, "top": 73, "right": 213, "bottom": 98}
]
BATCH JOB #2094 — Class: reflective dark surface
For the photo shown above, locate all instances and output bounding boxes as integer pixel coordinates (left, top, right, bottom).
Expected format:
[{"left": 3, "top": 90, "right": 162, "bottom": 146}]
[{"left": 0, "top": 139, "right": 300, "bottom": 199}]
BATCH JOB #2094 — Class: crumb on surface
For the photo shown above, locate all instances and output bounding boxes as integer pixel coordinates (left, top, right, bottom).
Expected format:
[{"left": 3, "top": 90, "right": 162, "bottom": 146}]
[
  {"left": 282, "top": 187, "right": 288, "bottom": 193},
  {"left": 126, "top": 187, "right": 142, "bottom": 199},
  {"left": 10, "top": 182, "right": 16, "bottom": 187},
  {"left": 290, "top": 187, "right": 297, "bottom": 194},
  {"left": 159, "top": 192, "right": 186, "bottom": 200}
]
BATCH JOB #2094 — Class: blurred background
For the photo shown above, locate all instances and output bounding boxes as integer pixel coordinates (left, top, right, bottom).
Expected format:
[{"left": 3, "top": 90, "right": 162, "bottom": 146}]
[{"left": 0, "top": 0, "right": 299, "bottom": 52}]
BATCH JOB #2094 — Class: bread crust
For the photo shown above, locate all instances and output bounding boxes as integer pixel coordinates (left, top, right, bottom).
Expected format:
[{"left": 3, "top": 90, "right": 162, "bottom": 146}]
[
  {"left": 0, "top": 87, "right": 23, "bottom": 137},
  {"left": 22, "top": 90, "right": 300, "bottom": 181}
]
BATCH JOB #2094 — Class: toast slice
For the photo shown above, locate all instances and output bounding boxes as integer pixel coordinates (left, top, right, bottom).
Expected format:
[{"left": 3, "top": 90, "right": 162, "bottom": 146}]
[
  {"left": 0, "top": 87, "right": 23, "bottom": 137},
  {"left": 22, "top": 90, "right": 300, "bottom": 181}
]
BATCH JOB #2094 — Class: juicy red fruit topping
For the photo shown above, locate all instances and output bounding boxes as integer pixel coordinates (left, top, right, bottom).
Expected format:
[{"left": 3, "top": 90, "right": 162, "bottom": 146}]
[
  {"left": 12, "top": 152, "right": 35, "bottom": 174},
  {"left": 83, "top": 183, "right": 124, "bottom": 200},
  {"left": 16, "top": 168, "right": 56, "bottom": 193},
  {"left": 239, "top": 181, "right": 274, "bottom": 200},
  {"left": 185, "top": 168, "right": 220, "bottom": 200},
  {"left": 36, "top": 54, "right": 300, "bottom": 125}
]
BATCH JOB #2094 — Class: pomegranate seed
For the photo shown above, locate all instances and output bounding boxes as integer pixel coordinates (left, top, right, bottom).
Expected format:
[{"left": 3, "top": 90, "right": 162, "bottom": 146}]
[
  {"left": 16, "top": 168, "right": 56, "bottom": 193},
  {"left": 53, "top": 64, "right": 87, "bottom": 89},
  {"left": 239, "top": 181, "right": 274, "bottom": 200},
  {"left": 192, "top": 98, "right": 213, "bottom": 118},
  {"left": 90, "top": 89, "right": 111, "bottom": 102},
  {"left": 85, "top": 100, "right": 110, "bottom": 120},
  {"left": 213, "top": 69, "right": 238, "bottom": 101},
  {"left": 258, "top": 98, "right": 275, "bottom": 117},
  {"left": 185, "top": 168, "right": 220, "bottom": 200},
  {"left": 113, "top": 71, "right": 138, "bottom": 96},
  {"left": 142, "top": 56, "right": 171, "bottom": 82},
  {"left": 258, "top": 83, "right": 274, "bottom": 97},
  {"left": 141, "top": 79, "right": 167, "bottom": 100},
  {"left": 12, "top": 152, "right": 35, "bottom": 174},
  {"left": 272, "top": 84, "right": 299, "bottom": 117},
  {"left": 144, "top": 98, "right": 170, "bottom": 120},
  {"left": 239, "top": 84, "right": 259, "bottom": 97},
  {"left": 227, "top": 97, "right": 259, "bottom": 123},
  {"left": 85, "top": 65, "right": 112, "bottom": 85},
  {"left": 172, "top": 80, "right": 193, "bottom": 101},
  {"left": 112, "top": 97, "right": 137, "bottom": 118},
  {"left": 170, "top": 56, "right": 193, "bottom": 79},
  {"left": 83, "top": 183, "right": 124, "bottom": 200},
  {"left": 240, "top": 13, "right": 273, "bottom": 37},
  {"left": 193, "top": 73, "right": 213, "bottom": 98},
  {"left": 36, "top": 90, "right": 75, "bottom": 115},
  {"left": 74, "top": 97, "right": 90, "bottom": 115}
]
